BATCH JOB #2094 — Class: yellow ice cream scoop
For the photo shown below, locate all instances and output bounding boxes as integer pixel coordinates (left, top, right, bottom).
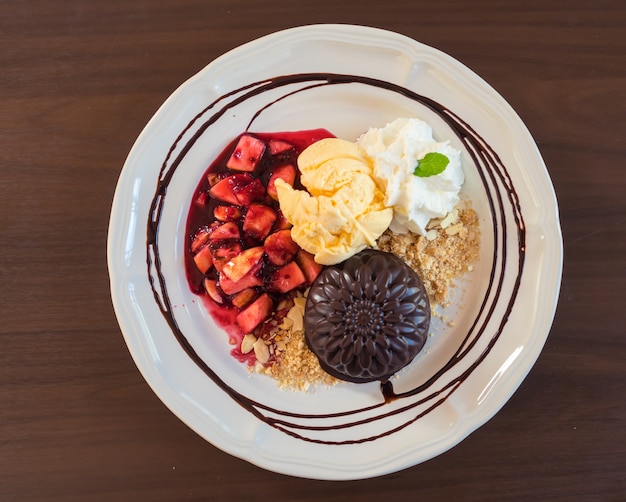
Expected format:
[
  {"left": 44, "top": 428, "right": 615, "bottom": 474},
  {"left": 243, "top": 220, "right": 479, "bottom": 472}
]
[{"left": 275, "top": 138, "right": 392, "bottom": 265}]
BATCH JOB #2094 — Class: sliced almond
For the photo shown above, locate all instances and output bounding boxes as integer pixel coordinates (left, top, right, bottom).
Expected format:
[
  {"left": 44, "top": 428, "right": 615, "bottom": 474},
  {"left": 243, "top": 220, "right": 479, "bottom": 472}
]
[
  {"left": 293, "top": 296, "right": 307, "bottom": 311},
  {"left": 240, "top": 334, "right": 257, "bottom": 354},
  {"left": 276, "top": 299, "right": 291, "bottom": 311},
  {"left": 425, "top": 229, "right": 439, "bottom": 241},
  {"left": 287, "top": 304, "right": 304, "bottom": 331},
  {"left": 253, "top": 338, "right": 270, "bottom": 364},
  {"left": 280, "top": 316, "right": 294, "bottom": 330},
  {"left": 427, "top": 218, "right": 442, "bottom": 230},
  {"left": 440, "top": 209, "right": 459, "bottom": 229},
  {"left": 444, "top": 222, "right": 463, "bottom": 236}
]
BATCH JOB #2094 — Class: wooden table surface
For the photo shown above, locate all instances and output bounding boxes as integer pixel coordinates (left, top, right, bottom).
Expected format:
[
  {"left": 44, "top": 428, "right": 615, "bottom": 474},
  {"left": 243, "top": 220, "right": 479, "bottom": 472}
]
[{"left": 2, "top": 1, "right": 624, "bottom": 500}]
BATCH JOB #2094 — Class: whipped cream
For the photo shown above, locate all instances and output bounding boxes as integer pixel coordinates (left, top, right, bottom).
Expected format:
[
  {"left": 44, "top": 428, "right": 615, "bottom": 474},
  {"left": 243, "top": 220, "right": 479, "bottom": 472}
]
[{"left": 356, "top": 117, "right": 464, "bottom": 235}]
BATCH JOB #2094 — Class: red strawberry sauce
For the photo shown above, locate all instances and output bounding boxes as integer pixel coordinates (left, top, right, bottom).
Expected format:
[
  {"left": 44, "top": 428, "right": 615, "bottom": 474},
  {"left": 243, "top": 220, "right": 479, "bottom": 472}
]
[{"left": 184, "top": 129, "right": 334, "bottom": 363}]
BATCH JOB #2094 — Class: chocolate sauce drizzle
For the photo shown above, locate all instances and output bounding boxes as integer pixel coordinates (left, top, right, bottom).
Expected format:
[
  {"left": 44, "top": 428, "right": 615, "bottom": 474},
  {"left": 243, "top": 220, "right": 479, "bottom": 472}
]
[{"left": 146, "top": 73, "right": 526, "bottom": 445}]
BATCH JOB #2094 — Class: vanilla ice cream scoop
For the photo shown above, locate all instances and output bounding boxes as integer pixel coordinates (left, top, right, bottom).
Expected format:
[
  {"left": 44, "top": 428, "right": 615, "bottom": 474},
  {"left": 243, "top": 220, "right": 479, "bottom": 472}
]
[
  {"left": 356, "top": 117, "right": 464, "bottom": 235},
  {"left": 275, "top": 138, "right": 392, "bottom": 265}
]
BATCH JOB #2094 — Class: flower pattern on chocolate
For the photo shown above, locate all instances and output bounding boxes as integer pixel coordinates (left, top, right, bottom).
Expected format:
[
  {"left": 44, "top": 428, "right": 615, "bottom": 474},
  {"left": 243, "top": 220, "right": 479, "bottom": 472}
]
[{"left": 305, "top": 250, "right": 431, "bottom": 383}]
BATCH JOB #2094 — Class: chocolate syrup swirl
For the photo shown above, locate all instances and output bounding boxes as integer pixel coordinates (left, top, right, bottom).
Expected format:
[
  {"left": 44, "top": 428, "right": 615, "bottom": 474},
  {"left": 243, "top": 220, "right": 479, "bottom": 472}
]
[{"left": 146, "top": 73, "right": 526, "bottom": 445}]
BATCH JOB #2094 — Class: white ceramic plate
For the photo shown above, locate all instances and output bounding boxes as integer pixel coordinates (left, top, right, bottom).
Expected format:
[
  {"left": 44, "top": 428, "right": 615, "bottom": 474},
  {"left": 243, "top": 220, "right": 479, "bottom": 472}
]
[{"left": 108, "top": 25, "right": 562, "bottom": 480}]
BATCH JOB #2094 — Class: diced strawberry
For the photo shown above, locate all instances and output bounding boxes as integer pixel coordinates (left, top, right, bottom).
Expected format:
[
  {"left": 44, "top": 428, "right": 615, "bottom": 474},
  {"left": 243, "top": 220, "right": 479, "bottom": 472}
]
[
  {"left": 231, "top": 176, "right": 266, "bottom": 206},
  {"left": 211, "top": 242, "right": 243, "bottom": 273},
  {"left": 268, "top": 140, "right": 294, "bottom": 155},
  {"left": 220, "top": 264, "right": 263, "bottom": 295},
  {"left": 221, "top": 246, "right": 265, "bottom": 283},
  {"left": 207, "top": 173, "right": 221, "bottom": 186},
  {"left": 193, "top": 245, "right": 214, "bottom": 273},
  {"left": 264, "top": 229, "right": 299, "bottom": 266},
  {"left": 236, "top": 293, "right": 273, "bottom": 334},
  {"left": 226, "top": 134, "right": 266, "bottom": 172},
  {"left": 214, "top": 205, "right": 243, "bottom": 222},
  {"left": 204, "top": 279, "right": 224, "bottom": 304},
  {"left": 267, "top": 164, "right": 297, "bottom": 201},
  {"left": 243, "top": 204, "right": 277, "bottom": 241},
  {"left": 209, "top": 173, "right": 266, "bottom": 206},
  {"left": 231, "top": 288, "right": 257, "bottom": 309},
  {"left": 190, "top": 227, "right": 211, "bottom": 253},
  {"left": 296, "top": 249, "right": 323, "bottom": 284},
  {"left": 274, "top": 209, "right": 292, "bottom": 231},
  {"left": 270, "top": 261, "right": 306, "bottom": 293},
  {"left": 209, "top": 176, "right": 239, "bottom": 205},
  {"left": 194, "top": 191, "right": 209, "bottom": 207},
  {"left": 209, "top": 221, "right": 240, "bottom": 240}
]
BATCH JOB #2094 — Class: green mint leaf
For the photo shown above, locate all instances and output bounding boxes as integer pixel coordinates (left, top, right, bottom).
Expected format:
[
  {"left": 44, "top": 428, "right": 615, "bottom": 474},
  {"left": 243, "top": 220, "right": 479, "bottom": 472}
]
[{"left": 413, "top": 152, "right": 449, "bottom": 178}]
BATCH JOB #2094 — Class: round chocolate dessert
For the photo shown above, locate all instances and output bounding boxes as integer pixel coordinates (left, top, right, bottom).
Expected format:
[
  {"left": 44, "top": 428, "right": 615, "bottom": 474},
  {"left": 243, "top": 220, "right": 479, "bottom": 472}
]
[{"left": 304, "top": 249, "right": 431, "bottom": 383}]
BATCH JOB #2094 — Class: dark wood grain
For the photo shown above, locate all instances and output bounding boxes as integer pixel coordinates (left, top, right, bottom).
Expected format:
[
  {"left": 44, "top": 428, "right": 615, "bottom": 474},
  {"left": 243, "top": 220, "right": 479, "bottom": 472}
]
[{"left": 1, "top": 0, "right": 624, "bottom": 500}]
